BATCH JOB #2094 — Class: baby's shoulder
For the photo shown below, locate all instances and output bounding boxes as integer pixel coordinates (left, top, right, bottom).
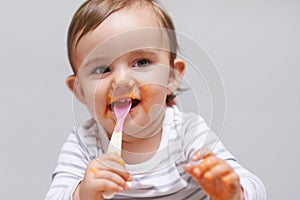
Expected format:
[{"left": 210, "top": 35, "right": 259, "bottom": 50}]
[
  {"left": 169, "top": 106, "right": 208, "bottom": 134},
  {"left": 180, "top": 110, "right": 206, "bottom": 128}
]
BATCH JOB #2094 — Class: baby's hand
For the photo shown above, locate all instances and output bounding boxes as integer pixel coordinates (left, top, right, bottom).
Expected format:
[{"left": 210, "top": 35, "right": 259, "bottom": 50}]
[
  {"left": 73, "top": 153, "right": 131, "bottom": 200},
  {"left": 185, "top": 150, "right": 244, "bottom": 200}
]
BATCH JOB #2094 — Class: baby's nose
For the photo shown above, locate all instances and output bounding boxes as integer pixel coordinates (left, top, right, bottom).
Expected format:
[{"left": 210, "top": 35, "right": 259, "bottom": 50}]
[{"left": 111, "top": 68, "right": 135, "bottom": 96}]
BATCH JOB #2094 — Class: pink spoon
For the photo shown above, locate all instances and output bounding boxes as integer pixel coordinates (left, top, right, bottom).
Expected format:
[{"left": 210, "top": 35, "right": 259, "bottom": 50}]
[{"left": 103, "top": 99, "right": 132, "bottom": 199}]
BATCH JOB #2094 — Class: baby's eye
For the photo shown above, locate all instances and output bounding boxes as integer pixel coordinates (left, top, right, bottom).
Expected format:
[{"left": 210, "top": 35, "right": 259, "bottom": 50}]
[
  {"left": 133, "top": 59, "right": 151, "bottom": 68},
  {"left": 93, "top": 66, "right": 111, "bottom": 74}
]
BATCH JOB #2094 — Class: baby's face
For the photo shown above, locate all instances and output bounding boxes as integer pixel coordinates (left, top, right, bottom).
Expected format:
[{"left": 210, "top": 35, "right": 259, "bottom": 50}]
[{"left": 70, "top": 6, "right": 183, "bottom": 141}]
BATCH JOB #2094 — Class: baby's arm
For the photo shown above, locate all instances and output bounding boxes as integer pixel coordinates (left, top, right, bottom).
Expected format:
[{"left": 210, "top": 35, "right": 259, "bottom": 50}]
[
  {"left": 73, "top": 153, "right": 131, "bottom": 200},
  {"left": 185, "top": 151, "right": 244, "bottom": 200}
]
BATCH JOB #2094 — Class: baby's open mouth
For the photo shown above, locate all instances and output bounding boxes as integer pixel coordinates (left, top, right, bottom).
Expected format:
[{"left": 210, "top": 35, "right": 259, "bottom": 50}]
[{"left": 108, "top": 98, "right": 141, "bottom": 111}]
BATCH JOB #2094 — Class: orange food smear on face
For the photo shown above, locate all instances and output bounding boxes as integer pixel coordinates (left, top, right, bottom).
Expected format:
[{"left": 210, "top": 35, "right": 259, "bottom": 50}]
[
  {"left": 103, "top": 94, "right": 112, "bottom": 119},
  {"left": 151, "top": 89, "right": 156, "bottom": 95},
  {"left": 107, "top": 94, "right": 112, "bottom": 102},
  {"left": 143, "top": 98, "right": 149, "bottom": 103},
  {"left": 140, "top": 96, "right": 149, "bottom": 113},
  {"left": 141, "top": 85, "right": 151, "bottom": 92},
  {"left": 143, "top": 105, "right": 150, "bottom": 113},
  {"left": 130, "top": 92, "right": 136, "bottom": 99},
  {"left": 104, "top": 112, "right": 109, "bottom": 119}
]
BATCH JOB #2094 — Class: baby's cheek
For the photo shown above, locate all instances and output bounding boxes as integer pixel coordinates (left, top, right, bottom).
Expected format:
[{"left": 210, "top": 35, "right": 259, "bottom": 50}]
[
  {"left": 141, "top": 89, "right": 160, "bottom": 113},
  {"left": 87, "top": 88, "right": 109, "bottom": 123}
]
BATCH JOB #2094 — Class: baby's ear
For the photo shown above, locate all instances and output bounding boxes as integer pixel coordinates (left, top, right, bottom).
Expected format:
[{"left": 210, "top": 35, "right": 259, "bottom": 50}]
[
  {"left": 167, "top": 58, "right": 186, "bottom": 94},
  {"left": 65, "top": 75, "right": 86, "bottom": 105}
]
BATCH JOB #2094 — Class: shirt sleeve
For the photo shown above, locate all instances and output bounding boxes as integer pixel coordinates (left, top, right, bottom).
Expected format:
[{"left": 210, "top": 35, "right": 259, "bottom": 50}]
[
  {"left": 44, "top": 131, "right": 90, "bottom": 200},
  {"left": 182, "top": 114, "right": 266, "bottom": 200}
]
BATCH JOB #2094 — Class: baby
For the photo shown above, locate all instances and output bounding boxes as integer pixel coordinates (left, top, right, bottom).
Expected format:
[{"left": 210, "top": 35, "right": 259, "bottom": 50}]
[{"left": 45, "top": 0, "right": 266, "bottom": 199}]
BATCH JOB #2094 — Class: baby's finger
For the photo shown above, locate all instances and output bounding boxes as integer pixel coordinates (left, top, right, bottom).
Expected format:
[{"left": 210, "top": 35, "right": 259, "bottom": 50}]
[
  {"left": 191, "top": 149, "right": 214, "bottom": 161},
  {"left": 100, "top": 162, "right": 131, "bottom": 181},
  {"left": 185, "top": 163, "right": 194, "bottom": 174},
  {"left": 208, "top": 162, "right": 233, "bottom": 179},
  {"left": 88, "top": 167, "right": 129, "bottom": 189},
  {"left": 218, "top": 172, "right": 242, "bottom": 196},
  {"left": 222, "top": 171, "right": 241, "bottom": 187},
  {"left": 94, "top": 178, "right": 126, "bottom": 193},
  {"left": 99, "top": 153, "right": 126, "bottom": 167},
  {"left": 193, "top": 155, "right": 220, "bottom": 176},
  {"left": 93, "top": 157, "right": 131, "bottom": 181}
]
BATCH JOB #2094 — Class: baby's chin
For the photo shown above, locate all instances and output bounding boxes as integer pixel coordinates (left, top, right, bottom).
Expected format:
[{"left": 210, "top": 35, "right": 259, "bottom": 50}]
[
  {"left": 122, "top": 130, "right": 161, "bottom": 143},
  {"left": 122, "top": 119, "right": 163, "bottom": 139}
]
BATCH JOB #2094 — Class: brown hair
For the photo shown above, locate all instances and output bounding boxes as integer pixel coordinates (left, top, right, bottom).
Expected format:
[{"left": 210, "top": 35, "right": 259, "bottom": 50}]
[{"left": 67, "top": 0, "right": 178, "bottom": 103}]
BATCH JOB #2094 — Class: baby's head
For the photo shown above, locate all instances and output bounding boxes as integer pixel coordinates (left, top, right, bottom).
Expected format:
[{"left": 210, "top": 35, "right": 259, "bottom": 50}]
[
  {"left": 66, "top": 0, "right": 185, "bottom": 139},
  {"left": 67, "top": 0, "right": 178, "bottom": 72}
]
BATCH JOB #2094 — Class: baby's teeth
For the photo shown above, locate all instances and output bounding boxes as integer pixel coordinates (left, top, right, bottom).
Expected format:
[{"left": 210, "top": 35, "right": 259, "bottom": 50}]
[{"left": 119, "top": 99, "right": 130, "bottom": 103}]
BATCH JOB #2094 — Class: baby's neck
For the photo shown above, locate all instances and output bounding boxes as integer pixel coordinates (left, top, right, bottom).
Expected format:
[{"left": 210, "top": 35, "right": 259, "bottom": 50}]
[{"left": 121, "top": 131, "right": 162, "bottom": 164}]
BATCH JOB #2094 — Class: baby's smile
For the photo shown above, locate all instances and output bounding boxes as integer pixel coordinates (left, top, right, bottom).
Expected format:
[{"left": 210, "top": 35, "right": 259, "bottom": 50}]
[
  {"left": 108, "top": 97, "right": 141, "bottom": 112},
  {"left": 108, "top": 98, "right": 141, "bottom": 111}
]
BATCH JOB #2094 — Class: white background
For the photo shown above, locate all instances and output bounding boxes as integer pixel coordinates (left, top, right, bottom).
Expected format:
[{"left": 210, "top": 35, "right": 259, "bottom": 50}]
[{"left": 0, "top": 0, "right": 299, "bottom": 199}]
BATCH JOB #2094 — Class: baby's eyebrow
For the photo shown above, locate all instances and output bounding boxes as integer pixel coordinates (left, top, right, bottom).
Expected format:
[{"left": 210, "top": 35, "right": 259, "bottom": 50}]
[
  {"left": 129, "top": 49, "right": 159, "bottom": 56},
  {"left": 82, "top": 56, "right": 109, "bottom": 68}
]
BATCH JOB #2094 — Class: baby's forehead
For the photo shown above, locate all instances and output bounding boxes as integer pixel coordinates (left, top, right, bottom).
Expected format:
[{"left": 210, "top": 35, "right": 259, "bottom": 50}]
[{"left": 79, "top": 28, "right": 173, "bottom": 68}]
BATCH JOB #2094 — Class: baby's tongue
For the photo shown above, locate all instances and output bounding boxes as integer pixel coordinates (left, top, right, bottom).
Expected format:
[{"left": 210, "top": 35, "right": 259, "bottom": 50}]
[{"left": 113, "top": 100, "right": 132, "bottom": 120}]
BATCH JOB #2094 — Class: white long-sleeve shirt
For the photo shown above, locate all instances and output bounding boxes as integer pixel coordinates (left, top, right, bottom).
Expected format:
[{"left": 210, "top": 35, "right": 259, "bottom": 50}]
[{"left": 45, "top": 106, "right": 266, "bottom": 200}]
